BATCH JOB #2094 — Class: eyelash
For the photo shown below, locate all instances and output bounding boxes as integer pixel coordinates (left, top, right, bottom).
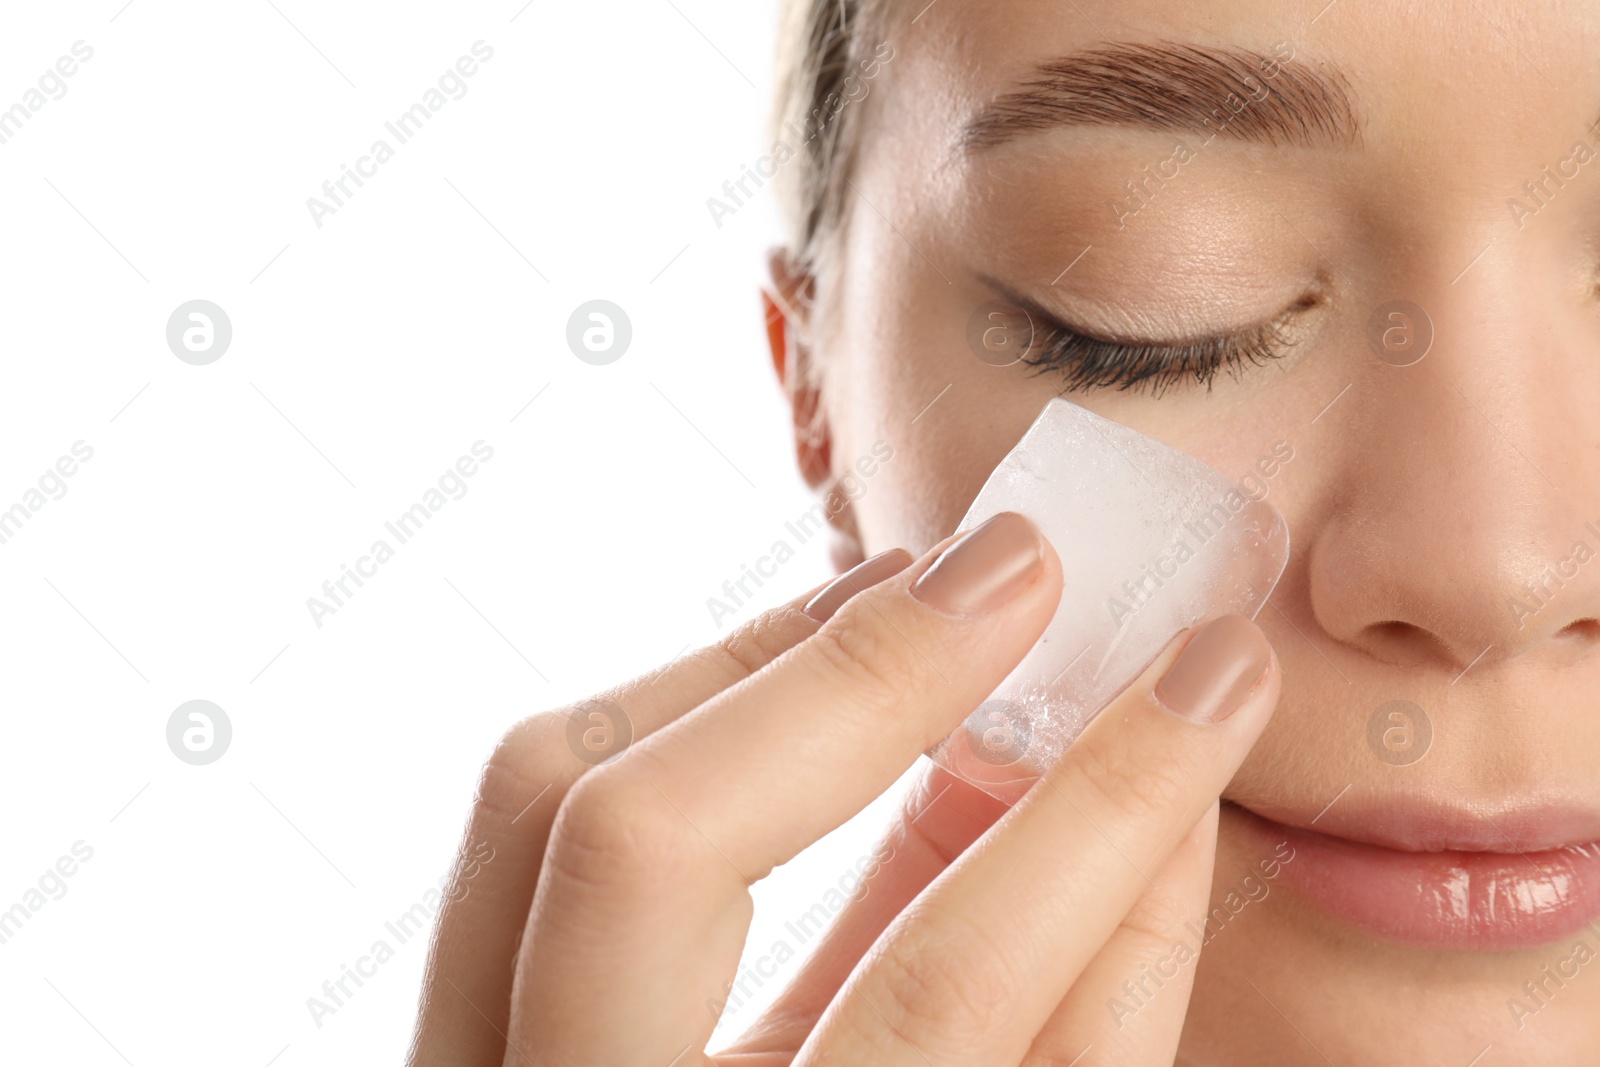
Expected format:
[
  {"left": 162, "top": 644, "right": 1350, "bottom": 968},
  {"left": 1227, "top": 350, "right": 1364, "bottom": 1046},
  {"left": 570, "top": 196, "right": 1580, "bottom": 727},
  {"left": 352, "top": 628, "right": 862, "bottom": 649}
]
[{"left": 1019, "top": 306, "right": 1304, "bottom": 396}]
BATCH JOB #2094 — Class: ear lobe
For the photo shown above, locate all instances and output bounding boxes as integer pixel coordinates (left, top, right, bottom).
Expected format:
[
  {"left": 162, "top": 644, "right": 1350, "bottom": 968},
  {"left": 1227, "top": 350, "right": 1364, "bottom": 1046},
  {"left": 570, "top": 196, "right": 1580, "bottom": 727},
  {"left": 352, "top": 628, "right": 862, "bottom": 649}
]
[{"left": 791, "top": 377, "right": 831, "bottom": 488}]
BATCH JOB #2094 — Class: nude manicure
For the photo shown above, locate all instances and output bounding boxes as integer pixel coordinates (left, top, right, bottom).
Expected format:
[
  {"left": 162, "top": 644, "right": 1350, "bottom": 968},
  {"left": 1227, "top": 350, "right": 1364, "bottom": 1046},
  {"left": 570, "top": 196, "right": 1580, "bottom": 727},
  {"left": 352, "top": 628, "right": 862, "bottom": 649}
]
[
  {"left": 804, "top": 548, "right": 914, "bottom": 623},
  {"left": 910, "top": 512, "right": 1045, "bottom": 616},
  {"left": 1154, "top": 615, "right": 1272, "bottom": 724}
]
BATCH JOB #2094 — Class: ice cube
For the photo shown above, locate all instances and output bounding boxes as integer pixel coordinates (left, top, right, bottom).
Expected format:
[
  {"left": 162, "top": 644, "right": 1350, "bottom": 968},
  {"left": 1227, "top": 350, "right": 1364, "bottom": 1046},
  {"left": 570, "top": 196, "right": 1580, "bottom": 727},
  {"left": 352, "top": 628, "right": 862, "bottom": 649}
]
[{"left": 927, "top": 398, "right": 1290, "bottom": 804}]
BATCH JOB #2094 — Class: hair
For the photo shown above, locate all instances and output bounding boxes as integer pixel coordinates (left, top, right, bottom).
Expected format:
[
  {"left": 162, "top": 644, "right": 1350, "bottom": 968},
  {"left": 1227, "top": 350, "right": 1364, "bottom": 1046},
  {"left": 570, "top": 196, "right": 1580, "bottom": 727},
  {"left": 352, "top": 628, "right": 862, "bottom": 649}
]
[{"left": 770, "top": 0, "right": 891, "bottom": 276}]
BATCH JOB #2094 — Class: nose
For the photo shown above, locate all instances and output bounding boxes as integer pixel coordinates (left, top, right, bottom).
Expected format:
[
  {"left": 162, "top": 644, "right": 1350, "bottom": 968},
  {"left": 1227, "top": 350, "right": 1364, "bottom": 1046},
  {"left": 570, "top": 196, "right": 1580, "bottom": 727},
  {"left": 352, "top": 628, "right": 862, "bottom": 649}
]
[{"left": 1305, "top": 272, "right": 1600, "bottom": 674}]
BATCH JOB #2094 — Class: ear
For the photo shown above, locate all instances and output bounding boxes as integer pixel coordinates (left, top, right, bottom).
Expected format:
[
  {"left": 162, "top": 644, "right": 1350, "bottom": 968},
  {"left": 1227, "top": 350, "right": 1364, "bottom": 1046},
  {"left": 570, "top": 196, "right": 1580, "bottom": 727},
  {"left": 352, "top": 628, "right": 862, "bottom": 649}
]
[
  {"left": 763, "top": 246, "right": 830, "bottom": 490},
  {"left": 763, "top": 247, "right": 866, "bottom": 572}
]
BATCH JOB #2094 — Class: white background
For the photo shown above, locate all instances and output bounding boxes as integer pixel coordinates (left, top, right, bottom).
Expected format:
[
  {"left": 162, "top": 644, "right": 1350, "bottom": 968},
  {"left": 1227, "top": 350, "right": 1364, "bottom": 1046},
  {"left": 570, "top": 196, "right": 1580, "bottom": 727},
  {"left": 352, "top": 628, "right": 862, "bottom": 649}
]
[{"left": 0, "top": 2, "right": 916, "bottom": 1061}]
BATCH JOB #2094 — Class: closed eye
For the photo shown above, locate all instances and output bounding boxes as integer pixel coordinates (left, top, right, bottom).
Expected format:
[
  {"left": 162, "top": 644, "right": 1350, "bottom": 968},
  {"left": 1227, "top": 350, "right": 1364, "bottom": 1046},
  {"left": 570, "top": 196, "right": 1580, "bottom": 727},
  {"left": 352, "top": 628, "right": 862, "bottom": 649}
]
[
  {"left": 979, "top": 277, "right": 1320, "bottom": 396},
  {"left": 1023, "top": 311, "right": 1297, "bottom": 395}
]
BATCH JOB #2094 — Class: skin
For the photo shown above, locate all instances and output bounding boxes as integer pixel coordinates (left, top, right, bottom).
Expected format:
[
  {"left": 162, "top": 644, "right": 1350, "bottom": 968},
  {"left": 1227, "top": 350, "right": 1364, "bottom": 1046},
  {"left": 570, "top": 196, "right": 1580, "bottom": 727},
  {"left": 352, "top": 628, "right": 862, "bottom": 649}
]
[
  {"left": 784, "top": 0, "right": 1600, "bottom": 1061},
  {"left": 408, "top": 1, "right": 1600, "bottom": 1064}
]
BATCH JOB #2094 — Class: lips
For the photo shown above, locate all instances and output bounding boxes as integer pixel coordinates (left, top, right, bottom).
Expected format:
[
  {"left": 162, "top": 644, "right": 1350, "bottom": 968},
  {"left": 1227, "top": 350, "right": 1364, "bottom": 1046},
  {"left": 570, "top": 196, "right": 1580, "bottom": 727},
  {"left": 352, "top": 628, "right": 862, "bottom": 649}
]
[{"left": 1226, "top": 799, "right": 1600, "bottom": 951}]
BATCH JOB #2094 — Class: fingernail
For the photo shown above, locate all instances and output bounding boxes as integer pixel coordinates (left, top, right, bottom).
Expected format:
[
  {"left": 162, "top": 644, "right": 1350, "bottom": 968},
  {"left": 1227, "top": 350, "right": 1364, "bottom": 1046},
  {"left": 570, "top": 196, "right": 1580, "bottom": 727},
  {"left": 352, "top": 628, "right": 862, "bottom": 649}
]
[
  {"left": 1154, "top": 615, "right": 1272, "bottom": 724},
  {"left": 804, "top": 548, "right": 914, "bottom": 623},
  {"left": 910, "top": 512, "right": 1044, "bottom": 616}
]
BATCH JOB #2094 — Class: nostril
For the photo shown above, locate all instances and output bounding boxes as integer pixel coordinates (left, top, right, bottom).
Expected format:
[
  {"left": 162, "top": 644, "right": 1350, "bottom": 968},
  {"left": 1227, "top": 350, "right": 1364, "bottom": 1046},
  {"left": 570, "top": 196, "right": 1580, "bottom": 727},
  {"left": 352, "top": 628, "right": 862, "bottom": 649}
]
[
  {"left": 1363, "top": 620, "right": 1454, "bottom": 666},
  {"left": 1557, "top": 618, "right": 1600, "bottom": 641}
]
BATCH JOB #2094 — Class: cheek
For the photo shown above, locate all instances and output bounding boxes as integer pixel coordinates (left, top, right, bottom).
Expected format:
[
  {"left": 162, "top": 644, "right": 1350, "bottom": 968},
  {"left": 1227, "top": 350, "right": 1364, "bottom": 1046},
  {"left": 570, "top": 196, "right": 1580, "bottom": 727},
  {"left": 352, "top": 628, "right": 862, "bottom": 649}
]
[
  {"left": 838, "top": 358, "right": 1024, "bottom": 556},
  {"left": 823, "top": 228, "right": 1057, "bottom": 555},
  {"left": 860, "top": 434, "right": 990, "bottom": 556}
]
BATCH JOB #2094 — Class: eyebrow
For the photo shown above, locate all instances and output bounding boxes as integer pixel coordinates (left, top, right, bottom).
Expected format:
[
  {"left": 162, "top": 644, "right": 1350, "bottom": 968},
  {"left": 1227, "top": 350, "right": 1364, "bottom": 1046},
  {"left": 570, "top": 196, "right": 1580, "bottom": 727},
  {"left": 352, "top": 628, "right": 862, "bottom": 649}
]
[{"left": 960, "top": 42, "right": 1360, "bottom": 153}]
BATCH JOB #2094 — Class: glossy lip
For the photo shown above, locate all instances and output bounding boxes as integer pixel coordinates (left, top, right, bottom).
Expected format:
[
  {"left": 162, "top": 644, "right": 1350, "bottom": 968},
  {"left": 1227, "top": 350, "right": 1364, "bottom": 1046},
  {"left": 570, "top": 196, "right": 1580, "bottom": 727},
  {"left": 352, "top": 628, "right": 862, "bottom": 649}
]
[
  {"left": 1227, "top": 799, "right": 1600, "bottom": 951},
  {"left": 1242, "top": 796, "right": 1600, "bottom": 854}
]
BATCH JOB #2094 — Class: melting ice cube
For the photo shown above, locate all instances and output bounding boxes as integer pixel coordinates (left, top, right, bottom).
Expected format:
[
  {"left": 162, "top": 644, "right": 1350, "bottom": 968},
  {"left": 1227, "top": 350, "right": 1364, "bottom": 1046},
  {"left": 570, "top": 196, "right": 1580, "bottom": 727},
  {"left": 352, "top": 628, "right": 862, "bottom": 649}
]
[{"left": 927, "top": 398, "right": 1290, "bottom": 804}]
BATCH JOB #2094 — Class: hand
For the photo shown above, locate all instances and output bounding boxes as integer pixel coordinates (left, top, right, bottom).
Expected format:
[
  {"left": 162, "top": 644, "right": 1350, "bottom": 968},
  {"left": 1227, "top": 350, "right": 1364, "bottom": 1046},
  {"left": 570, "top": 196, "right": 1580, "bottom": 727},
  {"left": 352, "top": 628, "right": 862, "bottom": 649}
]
[{"left": 407, "top": 511, "right": 1280, "bottom": 1066}]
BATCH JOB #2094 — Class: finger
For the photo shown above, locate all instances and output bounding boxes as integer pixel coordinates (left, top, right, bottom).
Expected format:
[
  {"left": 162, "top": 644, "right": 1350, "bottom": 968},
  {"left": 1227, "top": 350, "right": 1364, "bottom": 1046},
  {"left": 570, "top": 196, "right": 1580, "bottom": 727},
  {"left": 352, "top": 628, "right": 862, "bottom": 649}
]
[
  {"left": 798, "top": 614, "right": 1279, "bottom": 1067},
  {"left": 407, "top": 549, "right": 911, "bottom": 1066},
  {"left": 1023, "top": 802, "right": 1220, "bottom": 1067},
  {"left": 723, "top": 767, "right": 1008, "bottom": 1055},
  {"left": 511, "top": 512, "right": 1063, "bottom": 1064}
]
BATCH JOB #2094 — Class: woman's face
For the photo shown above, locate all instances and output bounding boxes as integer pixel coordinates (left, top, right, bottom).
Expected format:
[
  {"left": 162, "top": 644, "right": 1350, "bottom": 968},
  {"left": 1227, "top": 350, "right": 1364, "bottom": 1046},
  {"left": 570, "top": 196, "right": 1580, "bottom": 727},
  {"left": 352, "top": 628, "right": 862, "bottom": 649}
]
[{"left": 795, "top": 0, "right": 1600, "bottom": 1060}]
